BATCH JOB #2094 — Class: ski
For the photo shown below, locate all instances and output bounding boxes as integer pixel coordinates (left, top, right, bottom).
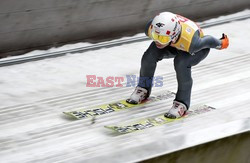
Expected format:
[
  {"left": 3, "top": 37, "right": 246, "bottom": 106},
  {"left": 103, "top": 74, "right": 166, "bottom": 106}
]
[
  {"left": 105, "top": 105, "right": 216, "bottom": 134},
  {"left": 63, "top": 90, "right": 175, "bottom": 119}
]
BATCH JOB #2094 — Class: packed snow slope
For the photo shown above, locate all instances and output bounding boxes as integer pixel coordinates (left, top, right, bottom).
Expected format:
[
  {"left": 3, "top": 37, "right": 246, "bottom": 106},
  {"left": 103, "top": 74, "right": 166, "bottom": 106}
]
[{"left": 0, "top": 10, "right": 249, "bottom": 163}]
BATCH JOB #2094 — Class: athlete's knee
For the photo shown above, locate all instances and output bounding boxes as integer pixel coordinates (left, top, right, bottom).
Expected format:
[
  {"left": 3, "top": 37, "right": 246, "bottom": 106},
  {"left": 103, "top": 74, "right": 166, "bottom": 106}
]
[
  {"left": 141, "top": 53, "right": 155, "bottom": 67},
  {"left": 191, "top": 48, "right": 210, "bottom": 66},
  {"left": 198, "top": 48, "right": 210, "bottom": 58},
  {"left": 174, "top": 56, "right": 190, "bottom": 71},
  {"left": 142, "top": 43, "right": 163, "bottom": 64}
]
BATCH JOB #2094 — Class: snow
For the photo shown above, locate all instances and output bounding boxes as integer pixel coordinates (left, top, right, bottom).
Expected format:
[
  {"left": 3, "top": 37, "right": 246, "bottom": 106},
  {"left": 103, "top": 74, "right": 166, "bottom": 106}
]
[
  {"left": 1, "top": 12, "right": 250, "bottom": 106},
  {"left": 0, "top": 10, "right": 250, "bottom": 163}
]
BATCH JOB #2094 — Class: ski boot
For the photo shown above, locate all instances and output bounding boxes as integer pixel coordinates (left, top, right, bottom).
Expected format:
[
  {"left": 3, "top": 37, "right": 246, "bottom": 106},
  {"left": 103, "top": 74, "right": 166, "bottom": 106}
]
[
  {"left": 164, "top": 101, "right": 187, "bottom": 119},
  {"left": 126, "top": 86, "right": 148, "bottom": 104}
]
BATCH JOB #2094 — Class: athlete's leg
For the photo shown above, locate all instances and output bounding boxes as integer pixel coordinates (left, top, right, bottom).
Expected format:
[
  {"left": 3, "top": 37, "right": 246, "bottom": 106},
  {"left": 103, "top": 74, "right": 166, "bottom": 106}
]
[
  {"left": 138, "top": 42, "right": 176, "bottom": 96},
  {"left": 174, "top": 48, "right": 210, "bottom": 108},
  {"left": 190, "top": 48, "right": 210, "bottom": 66}
]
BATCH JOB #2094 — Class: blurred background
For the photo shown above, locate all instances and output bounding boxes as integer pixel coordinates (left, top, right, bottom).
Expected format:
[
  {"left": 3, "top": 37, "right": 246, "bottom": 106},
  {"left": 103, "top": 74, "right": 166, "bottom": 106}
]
[{"left": 0, "top": 0, "right": 250, "bottom": 58}]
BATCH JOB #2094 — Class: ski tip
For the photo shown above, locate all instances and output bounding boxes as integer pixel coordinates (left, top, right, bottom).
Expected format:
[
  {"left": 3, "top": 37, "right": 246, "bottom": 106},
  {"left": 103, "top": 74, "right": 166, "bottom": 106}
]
[
  {"left": 104, "top": 125, "right": 114, "bottom": 129},
  {"left": 63, "top": 111, "right": 70, "bottom": 116},
  {"left": 205, "top": 105, "right": 216, "bottom": 110},
  {"left": 62, "top": 112, "right": 82, "bottom": 120}
]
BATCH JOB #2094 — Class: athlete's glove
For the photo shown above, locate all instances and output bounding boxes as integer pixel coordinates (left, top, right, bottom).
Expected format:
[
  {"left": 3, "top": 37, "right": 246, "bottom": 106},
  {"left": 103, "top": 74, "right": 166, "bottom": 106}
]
[{"left": 219, "top": 33, "right": 229, "bottom": 49}]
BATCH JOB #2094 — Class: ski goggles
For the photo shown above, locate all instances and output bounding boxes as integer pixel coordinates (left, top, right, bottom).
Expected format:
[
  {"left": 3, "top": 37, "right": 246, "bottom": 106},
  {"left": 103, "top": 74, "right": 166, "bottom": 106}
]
[{"left": 151, "top": 31, "right": 171, "bottom": 45}]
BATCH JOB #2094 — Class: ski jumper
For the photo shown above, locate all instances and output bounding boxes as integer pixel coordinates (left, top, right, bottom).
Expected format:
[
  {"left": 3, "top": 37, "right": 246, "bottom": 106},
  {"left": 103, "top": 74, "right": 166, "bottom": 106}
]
[{"left": 138, "top": 15, "right": 222, "bottom": 108}]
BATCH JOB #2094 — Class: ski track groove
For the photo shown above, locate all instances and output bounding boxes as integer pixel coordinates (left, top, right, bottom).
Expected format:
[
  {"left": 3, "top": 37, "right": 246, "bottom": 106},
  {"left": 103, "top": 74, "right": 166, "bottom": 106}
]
[
  {"left": 0, "top": 54, "right": 249, "bottom": 123},
  {"left": 0, "top": 53, "right": 249, "bottom": 112},
  {"left": 30, "top": 101, "right": 250, "bottom": 163},
  {"left": 0, "top": 72, "right": 248, "bottom": 126},
  {"left": 0, "top": 40, "right": 250, "bottom": 163},
  {"left": 0, "top": 77, "right": 249, "bottom": 153},
  {"left": 0, "top": 55, "right": 250, "bottom": 127}
]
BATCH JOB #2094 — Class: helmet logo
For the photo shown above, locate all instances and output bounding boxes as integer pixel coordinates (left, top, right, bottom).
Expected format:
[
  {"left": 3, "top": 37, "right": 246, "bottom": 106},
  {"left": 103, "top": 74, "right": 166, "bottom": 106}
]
[{"left": 156, "top": 22, "right": 165, "bottom": 28}]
